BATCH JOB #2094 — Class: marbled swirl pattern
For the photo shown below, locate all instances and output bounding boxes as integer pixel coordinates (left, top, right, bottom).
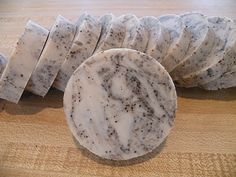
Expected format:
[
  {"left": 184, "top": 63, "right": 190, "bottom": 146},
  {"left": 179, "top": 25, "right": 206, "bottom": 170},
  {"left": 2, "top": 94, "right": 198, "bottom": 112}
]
[{"left": 64, "top": 49, "right": 177, "bottom": 160}]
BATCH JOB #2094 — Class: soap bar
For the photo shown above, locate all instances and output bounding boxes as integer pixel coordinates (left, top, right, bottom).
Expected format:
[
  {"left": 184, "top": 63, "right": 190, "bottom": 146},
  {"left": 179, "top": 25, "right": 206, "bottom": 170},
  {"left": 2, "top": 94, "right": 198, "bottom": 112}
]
[
  {"left": 0, "top": 53, "right": 7, "bottom": 77},
  {"left": 64, "top": 48, "right": 177, "bottom": 160},
  {"left": 53, "top": 13, "right": 101, "bottom": 91},
  {"left": 94, "top": 14, "right": 125, "bottom": 54},
  {"left": 119, "top": 14, "right": 139, "bottom": 48},
  {"left": 120, "top": 14, "right": 149, "bottom": 52},
  {"left": 27, "top": 15, "right": 76, "bottom": 96},
  {"left": 141, "top": 16, "right": 171, "bottom": 63},
  {"left": 0, "top": 21, "right": 48, "bottom": 103},
  {"left": 170, "top": 13, "right": 215, "bottom": 79},
  {"left": 93, "top": 14, "right": 112, "bottom": 53},
  {"left": 159, "top": 14, "right": 191, "bottom": 72}
]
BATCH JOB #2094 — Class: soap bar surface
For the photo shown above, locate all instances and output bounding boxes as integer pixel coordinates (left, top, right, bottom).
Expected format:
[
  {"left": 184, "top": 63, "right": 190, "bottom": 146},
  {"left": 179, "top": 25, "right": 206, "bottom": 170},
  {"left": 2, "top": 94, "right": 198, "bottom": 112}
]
[{"left": 64, "top": 48, "right": 177, "bottom": 160}]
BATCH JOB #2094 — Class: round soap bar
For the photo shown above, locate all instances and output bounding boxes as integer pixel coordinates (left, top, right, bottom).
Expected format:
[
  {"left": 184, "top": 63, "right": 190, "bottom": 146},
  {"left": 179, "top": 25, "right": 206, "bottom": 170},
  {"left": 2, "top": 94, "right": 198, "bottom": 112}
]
[{"left": 64, "top": 48, "right": 177, "bottom": 160}]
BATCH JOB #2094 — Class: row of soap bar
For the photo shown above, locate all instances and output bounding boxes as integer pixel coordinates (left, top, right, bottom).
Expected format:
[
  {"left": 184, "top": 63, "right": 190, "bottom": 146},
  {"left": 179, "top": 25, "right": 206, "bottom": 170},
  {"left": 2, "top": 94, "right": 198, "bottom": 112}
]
[{"left": 0, "top": 12, "right": 235, "bottom": 103}]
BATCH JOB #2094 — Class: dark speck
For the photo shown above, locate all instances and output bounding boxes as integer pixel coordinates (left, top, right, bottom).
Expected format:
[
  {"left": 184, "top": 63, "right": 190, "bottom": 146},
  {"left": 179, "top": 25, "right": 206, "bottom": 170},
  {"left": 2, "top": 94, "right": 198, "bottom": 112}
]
[{"left": 207, "top": 68, "right": 214, "bottom": 77}]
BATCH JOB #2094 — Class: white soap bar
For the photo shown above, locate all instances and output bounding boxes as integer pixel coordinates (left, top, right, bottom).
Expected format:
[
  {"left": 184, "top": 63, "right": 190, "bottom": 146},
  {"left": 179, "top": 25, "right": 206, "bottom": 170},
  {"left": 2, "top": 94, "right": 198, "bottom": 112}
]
[
  {"left": 93, "top": 14, "right": 113, "bottom": 53},
  {"left": 170, "top": 13, "right": 215, "bottom": 79},
  {"left": 53, "top": 13, "right": 101, "bottom": 91},
  {"left": 119, "top": 14, "right": 139, "bottom": 47},
  {"left": 0, "top": 53, "right": 7, "bottom": 77},
  {"left": 159, "top": 14, "right": 191, "bottom": 72},
  {"left": 0, "top": 21, "right": 48, "bottom": 103},
  {"left": 27, "top": 15, "right": 76, "bottom": 96},
  {"left": 64, "top": 48, "right": 177, "bottom": 160},
  {"left": 94, "top": 14, "right": 125, "bottom": 54},
  {"left": 141, "top": 16, "right": 171, "bottom": 63},
  {"left": 175, "top": 17, "right": 236, "bottom": 87},
  {"left": 119, "top": 14, "right": 149, "bottom": 52}
]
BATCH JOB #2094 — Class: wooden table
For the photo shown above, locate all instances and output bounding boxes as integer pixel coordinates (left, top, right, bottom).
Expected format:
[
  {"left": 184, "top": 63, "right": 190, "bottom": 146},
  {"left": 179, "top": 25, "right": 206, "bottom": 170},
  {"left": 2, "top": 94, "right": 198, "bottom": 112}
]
[{"left": 0, "top": 0, "right": 236, "bottom": 176}]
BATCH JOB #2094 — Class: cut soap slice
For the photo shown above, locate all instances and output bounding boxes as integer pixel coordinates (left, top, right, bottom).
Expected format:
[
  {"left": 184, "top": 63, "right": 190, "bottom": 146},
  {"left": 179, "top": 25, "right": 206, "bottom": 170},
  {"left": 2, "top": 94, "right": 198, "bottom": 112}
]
[
  {"left": 0, "top": 21, "right": 48, "bottom": 103},
  {"left": 141, "top": 16, "right": 171, "bottom": 63},
  {"left": 53, "top": 13, "right": 101, "bottom": 91},
  {"left": 120, "top": 14, "right": 149, "bottom": 52},
  {"left": 119, "top": 14, "right": 139, "bottom": 48},
  {"left": 159, "top": 14, "right": 191, "bottom": 72},
  {"left": 94, "top": 14, "right": 125, "bottom": 53},
  {"left": 64, "top": 48, "right": 177, "bottom": 160},
  {"left": 27, "top": 15, "right": 76, "bottom": 96}
]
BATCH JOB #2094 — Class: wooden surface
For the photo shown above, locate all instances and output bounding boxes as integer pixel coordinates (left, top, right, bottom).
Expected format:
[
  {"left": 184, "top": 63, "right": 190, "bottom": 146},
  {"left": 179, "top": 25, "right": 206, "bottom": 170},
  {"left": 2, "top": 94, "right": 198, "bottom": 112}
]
[{"left": 0, "top": 0, "right": 236, "bottom": 176}]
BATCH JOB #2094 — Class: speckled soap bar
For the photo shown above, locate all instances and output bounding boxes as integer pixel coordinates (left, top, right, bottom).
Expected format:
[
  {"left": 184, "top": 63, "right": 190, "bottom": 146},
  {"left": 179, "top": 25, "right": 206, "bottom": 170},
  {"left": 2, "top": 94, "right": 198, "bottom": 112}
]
[
  {"left": 170, "top": 13, "right": 216, "bottom": 80},
  {"left": 64, "top": 48, "right": 177, "bottom": 160},
  {"left": 119, "top": 14, "right": 139, "bottom": 49},
  {"left": 27, "top": 15, "right": 76, "bottom": 96},
  {"left": 159, "top": 14, "right": 191, "bottom": 72},
  {"left": 176, "top": 17, "right": 236, "bottom": 87},
  {"left": 120, "top": 14, "right": 149, "bottom": 52},
  {"left": 141, "top": 16, "right": 171, "bottom": 63},
  {"left": 0, "top": 21, "right": 48, "bottom": 103},
  {"left": 53, "top": 13, "right": 102, "bottom": 91},
  {"left": 94, "top": 14, "right": 125, "bottom": 54}
]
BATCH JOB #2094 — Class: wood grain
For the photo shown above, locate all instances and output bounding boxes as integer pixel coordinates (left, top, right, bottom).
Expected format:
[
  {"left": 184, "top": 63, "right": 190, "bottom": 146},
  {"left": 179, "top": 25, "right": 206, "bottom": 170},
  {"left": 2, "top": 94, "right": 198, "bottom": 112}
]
[{"left": 0, "top": 1, "right": 236, "bottom": 176}]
